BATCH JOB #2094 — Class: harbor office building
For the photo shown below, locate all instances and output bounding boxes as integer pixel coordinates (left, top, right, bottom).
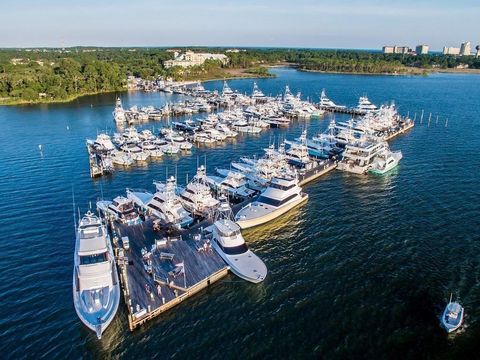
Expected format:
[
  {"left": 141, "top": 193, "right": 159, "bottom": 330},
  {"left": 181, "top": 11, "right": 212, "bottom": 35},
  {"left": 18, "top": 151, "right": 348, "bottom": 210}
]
[{"left": 164, "top": 51, "right": 228, "bottom": 68}]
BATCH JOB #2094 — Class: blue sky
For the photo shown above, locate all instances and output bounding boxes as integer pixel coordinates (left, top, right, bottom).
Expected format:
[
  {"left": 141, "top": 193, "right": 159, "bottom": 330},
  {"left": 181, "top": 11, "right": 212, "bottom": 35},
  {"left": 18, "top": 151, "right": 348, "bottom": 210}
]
[{"left": 1, "top": 0, "right": 478, "bottom": 49}]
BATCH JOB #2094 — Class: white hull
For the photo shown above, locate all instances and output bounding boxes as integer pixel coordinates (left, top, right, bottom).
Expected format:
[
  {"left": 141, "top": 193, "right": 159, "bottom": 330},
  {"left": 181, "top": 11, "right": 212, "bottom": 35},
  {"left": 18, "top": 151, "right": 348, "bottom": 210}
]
[{"left": 236, "top": 194, "right": 308, "bottom": 229}]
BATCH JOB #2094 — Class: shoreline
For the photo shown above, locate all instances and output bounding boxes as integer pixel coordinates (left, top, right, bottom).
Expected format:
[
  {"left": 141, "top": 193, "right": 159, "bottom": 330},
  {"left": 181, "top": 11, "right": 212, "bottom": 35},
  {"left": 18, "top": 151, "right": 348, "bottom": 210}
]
[{"left": 3, "top": 64, "right": 479, "bottom": 106}]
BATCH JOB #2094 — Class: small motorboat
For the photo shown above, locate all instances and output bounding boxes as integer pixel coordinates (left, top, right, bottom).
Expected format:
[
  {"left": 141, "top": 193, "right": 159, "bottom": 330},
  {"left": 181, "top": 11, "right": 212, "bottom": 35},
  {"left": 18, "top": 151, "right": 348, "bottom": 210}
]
[{"left": 441, "top": 294, "right": 464, "bottom": 333}]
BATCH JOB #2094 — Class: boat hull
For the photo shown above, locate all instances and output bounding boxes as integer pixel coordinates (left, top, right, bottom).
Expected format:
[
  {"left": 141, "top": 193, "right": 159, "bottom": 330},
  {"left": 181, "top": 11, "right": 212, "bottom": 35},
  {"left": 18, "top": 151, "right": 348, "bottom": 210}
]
[{"left": 236, "top": 194, "right": 308, "bottom": 229}]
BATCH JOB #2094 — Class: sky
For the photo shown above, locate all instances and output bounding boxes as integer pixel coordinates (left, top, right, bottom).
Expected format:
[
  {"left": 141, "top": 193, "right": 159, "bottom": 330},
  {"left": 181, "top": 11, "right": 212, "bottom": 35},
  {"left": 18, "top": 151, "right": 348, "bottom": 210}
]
[{"left": 1, "top": 0, "right": 478, "bottom": 50}]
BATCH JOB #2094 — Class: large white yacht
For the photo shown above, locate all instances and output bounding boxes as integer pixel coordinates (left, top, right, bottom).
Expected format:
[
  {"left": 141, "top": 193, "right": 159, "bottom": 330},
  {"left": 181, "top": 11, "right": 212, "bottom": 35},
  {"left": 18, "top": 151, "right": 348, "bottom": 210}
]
[
  {"left": 98, "top": 196, "right": 141, "bottom": 225},
  {"left": 88, "top": 133, "right": 115, "bottom": 153},
  {"left": 235, "top": 175, "right": 308, "bottom": 229},
  {"left": 109, "top": 149, "right": 133, "bottom": 166},
  {"left": 121, "top": 143, "right": 149, "bottom": 161},
  {"left": 206, "top": 170, "right": 257, "bottom": 199},
  {"left": 356, "top": 96, "right": 378, "bottom": 113},
  {"left": 147, "top": 176, "right": 194, "bottom": 228},
  {"left": 113, "top": 97, "right": 126, "bottom": 124},
  {"left": 337, "top": 139, "right": 387, "bottom": 174},
  {"left": 369, "top": 148, "right": 403, "bottom": 175},
  {"left": 180, "top": 166, "right": 220, "bottom": 217},
  {"left": 251, "top": 82, "right": 267, "bottom": 102},
  {"left": 207, "top": 198, "right": 267, "bottom": 283},
  {"left": 73, "top": 210, "right": 120, "bottom": 339}
]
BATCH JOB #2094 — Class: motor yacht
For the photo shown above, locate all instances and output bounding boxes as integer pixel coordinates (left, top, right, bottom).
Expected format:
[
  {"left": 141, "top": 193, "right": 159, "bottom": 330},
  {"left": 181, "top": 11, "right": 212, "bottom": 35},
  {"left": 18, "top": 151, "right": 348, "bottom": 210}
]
[
  {"left": 369, "top": 148, "right": 403, "bottom": 175},
  {"left": 337, "top": 139, "right": 387, "bottom": 175},
  {"left": 88, "top": 133, "right": 115, "bottom": 153},
  {"left": 109, "top": 149, "right": 133, "bottom": 166},
  {"left": 235, "top": 175, "right": 308, "bottom": 229},
  {"left": 180, "top": 165, "right": 220, "bottom": 217},
  {"left": 356, "top": 96, "right": 378, "bottom": 113},
  {"left": 113, "top": 97, "right": 126, "bottom": 124},
  {"left": 147, "top": 177, "right": 194, "bottom": 228},
  {"left": 121, "top": 143, "right": 149, "bottom": 161},
  {"left": 139, "top": 141, "right": 163, "bottom": 158},
  {"left": 207, "top": 171, "right": 257, "bottom": 199},
  {"left": 207, "top": 197, "right": 267, "bottom": 283},
  {"left": 73, "top": 210, "right": 120, "bottom": 339},
  {"left": 98, "top": 196, "right": 141, "bottom": 225}
]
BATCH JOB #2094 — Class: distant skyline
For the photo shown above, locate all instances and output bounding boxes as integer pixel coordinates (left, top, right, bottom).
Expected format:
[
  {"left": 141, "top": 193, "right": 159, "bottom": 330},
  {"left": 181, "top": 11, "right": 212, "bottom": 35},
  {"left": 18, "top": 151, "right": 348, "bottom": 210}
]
[{"left": 1, "top": 0, "right": 479, "bottom": 50}]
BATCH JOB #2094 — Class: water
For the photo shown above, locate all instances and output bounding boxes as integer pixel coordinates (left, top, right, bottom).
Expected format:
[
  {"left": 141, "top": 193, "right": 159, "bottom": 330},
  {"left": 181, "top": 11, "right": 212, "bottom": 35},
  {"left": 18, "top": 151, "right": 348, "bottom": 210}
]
[{"left": 0, "top": 68, "right": 479, "bottom": 359}]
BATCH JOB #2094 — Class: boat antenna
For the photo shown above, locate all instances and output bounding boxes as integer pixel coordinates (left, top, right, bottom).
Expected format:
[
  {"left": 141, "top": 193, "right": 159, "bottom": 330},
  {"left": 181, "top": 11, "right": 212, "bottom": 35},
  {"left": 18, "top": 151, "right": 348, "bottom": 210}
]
[
  {"left": 449, "top": 292, "right": 453, "bottom": 304},
  {"left": 175, "top": 164, "right": 178, "bottom": 181}
]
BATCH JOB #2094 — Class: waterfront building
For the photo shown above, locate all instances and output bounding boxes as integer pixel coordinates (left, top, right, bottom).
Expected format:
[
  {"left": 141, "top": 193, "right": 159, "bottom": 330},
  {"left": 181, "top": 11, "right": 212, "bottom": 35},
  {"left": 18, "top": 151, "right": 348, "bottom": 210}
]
[
  {"left": 415, "top": 44, "right": 429, "bottom": 55},
  {"left": 164, "top": 51, "right": 228, "bottom": 68},
  {"left": 476, "top": 45, "right": 480, "bottom": 58},
  {"left": 460, "top": 41, "right": 471, "bottom": 56},
  {"left": 382, "top": 46, "right": 410, "bottom": 54},
  {"left": 443, "top": 47, "right": 460, "bottom": 55}
]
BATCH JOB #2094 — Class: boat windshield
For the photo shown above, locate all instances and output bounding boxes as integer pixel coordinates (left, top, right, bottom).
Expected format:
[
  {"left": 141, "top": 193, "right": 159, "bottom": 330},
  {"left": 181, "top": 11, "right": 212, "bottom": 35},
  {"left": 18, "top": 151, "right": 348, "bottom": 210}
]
[
  {"left": 257, "top": 193, "right": 298, "bottom": 207},
  {"left": 222, "top": 243, "right": 248, "bottom": 255},
  {"left": 80, "top": 252, "right": 108, "bottom": 265},
  {"left": 270, "top": 182, "right": 295, "bottom": 191}
]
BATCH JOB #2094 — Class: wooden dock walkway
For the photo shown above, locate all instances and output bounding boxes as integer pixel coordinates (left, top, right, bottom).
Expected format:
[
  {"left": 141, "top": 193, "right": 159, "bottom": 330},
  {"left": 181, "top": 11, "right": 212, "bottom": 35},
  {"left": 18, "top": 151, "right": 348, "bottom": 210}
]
[
  {"left": 113, "top": 222, "right": 228, "bottom": 331},
  {"left": 384, "top": 122, "right": 415, "bottom": 141}
]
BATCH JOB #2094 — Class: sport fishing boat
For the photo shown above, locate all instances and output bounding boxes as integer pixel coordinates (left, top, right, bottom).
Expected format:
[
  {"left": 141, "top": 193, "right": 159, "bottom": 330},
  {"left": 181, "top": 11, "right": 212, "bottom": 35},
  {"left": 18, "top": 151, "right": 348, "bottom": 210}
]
[
  {"left": 180, "top": 165, "right": 220, "bottom": 217},
  {"left": 87, "top": 133, "right": 116, "bottom": 153},
  {"left": 337, "top": 139, "right": 387, "bottom": 175},
  {"left": 73, "top": 210, "right": 120, "bottom": 339},
  {"left": 206, "top": 171, "right": 257, "bottom": 199},
  {"left": 251, "top": 82, "right": 267, "bottom": 103},
  {"left": 356, "top": 96, "right": 378, "bottom": 113},
  {"left": 139, "top": 141, "right": 163, "bottom": 158},
  {"left": 207, "top": 197, "right": 267, "bottom": 283},
  {"left": 109, "top": 149, "right": 133, "bottom": 166},
  {"left": 235, "top": 175, "right": 308, "bottom": 229},
  {"left": 97, "top": 196, "right": 141, "bottom": 225},
  {"left": 112, "top": 97, "right": 126, "bottom": 124},
  {"left": 147, "top": 176, "right": 194, "bottom": 228},
  {"left": 121, "top": 143, "right": 149, "bottom": 161},
  {"left": 368, "top": 148, "right": 403, "bottom": 175},
  {"left": 441, "top": 294, "right": 464, "bottom": 333}
]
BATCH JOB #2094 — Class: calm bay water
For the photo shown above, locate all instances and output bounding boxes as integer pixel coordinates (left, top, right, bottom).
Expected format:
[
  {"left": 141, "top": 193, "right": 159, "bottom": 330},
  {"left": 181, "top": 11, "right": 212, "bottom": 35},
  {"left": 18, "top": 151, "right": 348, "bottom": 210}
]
[{"left": 0, "top": 68, "right": 479, "bottom": 359}]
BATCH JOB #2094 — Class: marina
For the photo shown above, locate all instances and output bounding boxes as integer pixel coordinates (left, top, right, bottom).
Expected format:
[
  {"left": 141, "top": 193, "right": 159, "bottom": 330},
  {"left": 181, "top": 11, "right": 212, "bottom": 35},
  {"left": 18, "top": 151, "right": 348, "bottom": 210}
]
[{"left": 2, "top": 67, "right": 476, "bottom": 359}]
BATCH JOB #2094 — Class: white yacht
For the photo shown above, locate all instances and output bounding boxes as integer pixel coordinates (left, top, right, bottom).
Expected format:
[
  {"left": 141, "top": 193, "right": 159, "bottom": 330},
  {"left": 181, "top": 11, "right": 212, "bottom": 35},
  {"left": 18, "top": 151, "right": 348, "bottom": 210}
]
[
  {"left": 207, "top": 198, "right": 267, "bottom": 283},
  {"left": 337, "top": 139, "right": 387, "bottom": 175},
  {"left": 441, "top": 294, "right": 464, "bottom": 333},
  {"left": 285, "top": 130, "right": 313, "bottom": 168},
  {"left": 232, "top": 119, "right": 262, "bottom": 134},
  {"left": 113, "top": 97, "right": 126, "bottom": 124},
  {"left": 251, "top": 82, "right": 267, "bottom": 102},
  {"left": 98, "top": 196, "right": 141, "bottom": 225},
  {"left": 215, "top": 123, "right": 238, "bottom": 138},
  {"left": 369, "top": 148, "right": 403, "bottom": 175},
  {"left": 109, "top": 149, "right": 133, "bottom": 166},
  {"left": 203, "top": 127, "right": 228, "bottom": 141},
  {"left": 121, "top": 143, "right": 149, "bottom": 161},
  {"left": 180, "top": 166, "right": 220, "bottom": 217},
  {"left": 88, "top": 133, "right": 115, "bottom": 153},
  {"left": 318, "top": 89, "right": 345, "bottom": 109},
  {"left": 139, "top": 129, "right": 156, "bottom": 142},
  {"left": 73, "top": 210, "right": 120, "bottom": 339},
  {"left": 206, "top": 171, "right": 257, "bottom": 199},
  {"left": 235, "top": 175, "right": 308, "bottom": 229},
  {"left": 356, "top": 96, "right": 378, "bottom": 113},
  {"left": 139, "top": 141, "right": 163, "bottom": 158},
  {"left": 145, "top": 177, "right": 193, "bottom": 228},
  {"left": 193, "top": 132, "right": 216, "bottom": 144}
]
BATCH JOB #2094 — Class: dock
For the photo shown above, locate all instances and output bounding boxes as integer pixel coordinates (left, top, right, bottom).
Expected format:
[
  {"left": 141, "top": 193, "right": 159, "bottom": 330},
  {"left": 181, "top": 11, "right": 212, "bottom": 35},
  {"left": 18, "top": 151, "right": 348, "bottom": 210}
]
[
  {"left": 298, "top": 160, "right": 337, "bottom": 186},
  {"left": 113, "top": 222, "right": 228, "bottom": 331},
  {"left": 384, "top": 121, "right": 415, "bottom": 141}
]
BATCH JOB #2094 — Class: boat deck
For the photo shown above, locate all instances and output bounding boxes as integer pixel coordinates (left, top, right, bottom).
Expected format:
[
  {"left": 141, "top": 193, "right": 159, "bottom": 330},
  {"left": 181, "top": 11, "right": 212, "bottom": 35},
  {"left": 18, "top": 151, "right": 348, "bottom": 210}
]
[{"left": 113, "top": 222, "right": 228, "bottom": 331}]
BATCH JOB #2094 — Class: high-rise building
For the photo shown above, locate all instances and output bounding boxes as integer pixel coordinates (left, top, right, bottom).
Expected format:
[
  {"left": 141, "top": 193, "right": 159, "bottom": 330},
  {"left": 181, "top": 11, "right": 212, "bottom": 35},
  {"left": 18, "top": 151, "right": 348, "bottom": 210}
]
[
  {"left": 382, "top": 46, "right": 394, "bottom": 54},
  {"left": 460, "top": 42, "right": 471, "bottom": 56},
  {"left": 443, "top": 47, "right": 460, "bottom": 55},
  {"left": 415, "top": 44, "right": 429, "bottom": 55}
]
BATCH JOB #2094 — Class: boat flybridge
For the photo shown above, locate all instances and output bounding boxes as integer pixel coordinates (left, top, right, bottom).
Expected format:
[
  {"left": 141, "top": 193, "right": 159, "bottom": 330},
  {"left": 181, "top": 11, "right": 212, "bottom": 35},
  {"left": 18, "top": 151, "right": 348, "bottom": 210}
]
[
  {"left": 148, "top": 176, "right": 194, "bottom": 228},
  {"left": 180, "top": 165, "right": 220, "bottom": 217},
  {"left": 251, "top": 82, "right": 267, "bottom": 102},
  {"left": 207, "top": 197, "right": 267, "bottom": 283},
  {"left": 336, "top": 137, "right": 387, "bottom": 175},
  {"left": 97, "top": 196, "right": 142, "bottom": 225},
  {"left": 113, "top": 97, "right": 126, "bottom": 124},
  {"left": 235, "top": 173, "right": 308, "bottom": 229},
  {"left": 356, "top": 96, "right": 378, "bottom": 113},
  {"left": 73, "top": 210, "right": 120, "bottom": 339},
  {"left": 441, "top": 294, "right": 464, "bottom": 333}
]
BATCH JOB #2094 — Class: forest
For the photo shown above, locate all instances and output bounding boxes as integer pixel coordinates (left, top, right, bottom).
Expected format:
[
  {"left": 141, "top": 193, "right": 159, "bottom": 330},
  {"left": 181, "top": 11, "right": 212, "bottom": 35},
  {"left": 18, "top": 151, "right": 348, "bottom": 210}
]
[{"left": 1, "top": 47, "right": 478, "bottom": 104}]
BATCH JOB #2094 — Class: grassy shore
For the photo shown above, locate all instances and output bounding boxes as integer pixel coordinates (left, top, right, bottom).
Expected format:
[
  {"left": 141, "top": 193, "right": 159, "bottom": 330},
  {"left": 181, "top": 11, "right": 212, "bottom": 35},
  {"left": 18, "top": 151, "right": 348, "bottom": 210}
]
[{"left": 0, "top": 89, "right": 125, "bottom": 106}]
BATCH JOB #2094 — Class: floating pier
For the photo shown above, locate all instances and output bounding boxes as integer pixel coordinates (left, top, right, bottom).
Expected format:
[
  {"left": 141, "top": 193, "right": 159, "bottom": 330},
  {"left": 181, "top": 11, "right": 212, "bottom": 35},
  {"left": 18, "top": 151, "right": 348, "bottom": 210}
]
[
  {"left": 112, "top": 222, "right": 228, "bottom": 331},
  {"left": 384, "top": 121, "right": 415, "bottom": 141}
]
